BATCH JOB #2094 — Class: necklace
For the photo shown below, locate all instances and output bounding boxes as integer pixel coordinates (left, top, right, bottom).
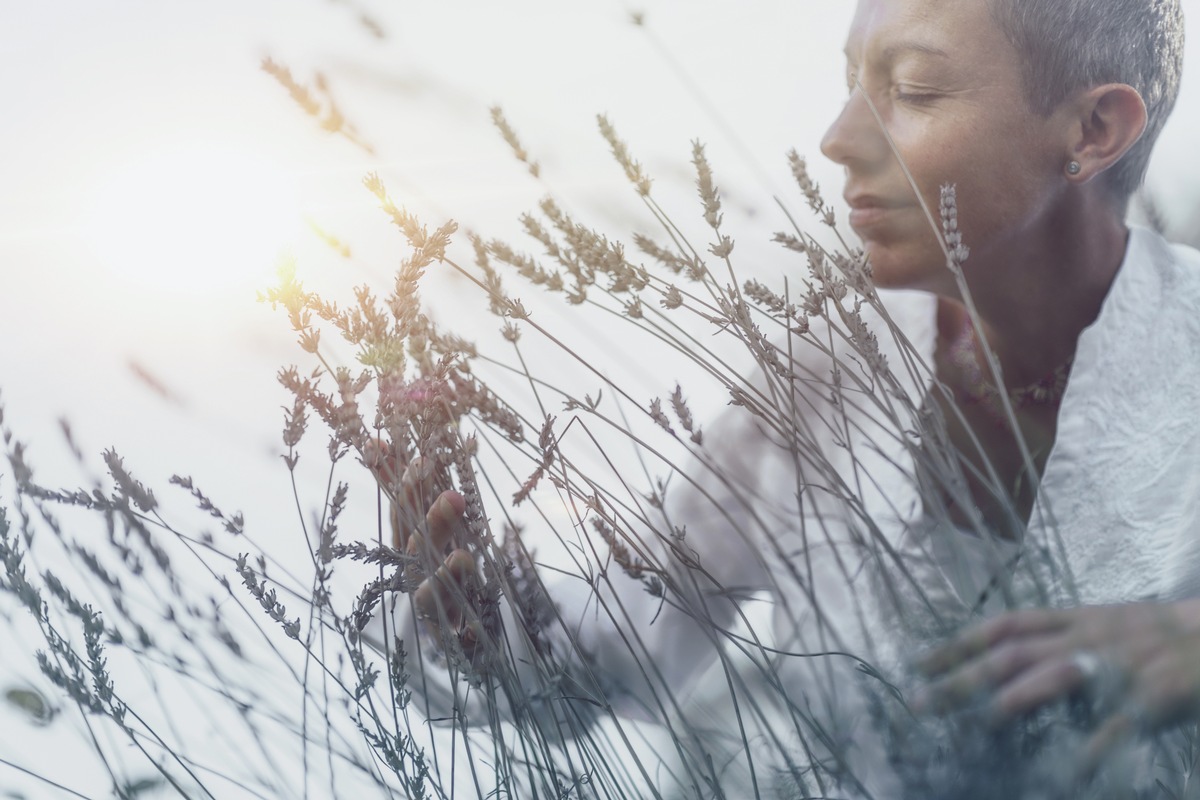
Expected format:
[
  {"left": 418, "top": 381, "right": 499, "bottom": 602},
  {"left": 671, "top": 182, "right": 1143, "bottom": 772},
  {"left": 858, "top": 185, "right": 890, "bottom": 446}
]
[{"left": 948, "top": 321, "right": 1073, "bottom": 412}]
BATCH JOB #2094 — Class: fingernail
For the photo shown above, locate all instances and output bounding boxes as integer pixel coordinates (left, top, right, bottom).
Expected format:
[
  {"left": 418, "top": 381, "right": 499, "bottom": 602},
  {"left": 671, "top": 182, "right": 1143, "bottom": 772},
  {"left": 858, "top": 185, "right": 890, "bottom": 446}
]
[
  {"left": 439, "top": 490, "right": 466, "bottom": 516},
  {"left": 434, "top": 493, "right": 458, "bottom": 519}
]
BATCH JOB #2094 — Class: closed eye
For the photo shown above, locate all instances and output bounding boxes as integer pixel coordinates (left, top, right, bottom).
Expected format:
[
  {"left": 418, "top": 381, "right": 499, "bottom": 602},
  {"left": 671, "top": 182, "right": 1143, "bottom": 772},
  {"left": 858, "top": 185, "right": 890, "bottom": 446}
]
[{"left": 893, "top": 86, "right": 939, "bottom": 105}]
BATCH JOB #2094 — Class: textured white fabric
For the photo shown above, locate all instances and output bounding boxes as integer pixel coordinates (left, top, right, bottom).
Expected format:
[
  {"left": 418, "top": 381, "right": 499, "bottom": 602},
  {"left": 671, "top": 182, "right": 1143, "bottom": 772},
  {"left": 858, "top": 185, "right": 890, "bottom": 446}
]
[
  {"left": 908, "top": 227, "right": 1200, "bottom": 612},
  {"left": 1029, "top": 227, "right": 1200, "bottom": 605}
]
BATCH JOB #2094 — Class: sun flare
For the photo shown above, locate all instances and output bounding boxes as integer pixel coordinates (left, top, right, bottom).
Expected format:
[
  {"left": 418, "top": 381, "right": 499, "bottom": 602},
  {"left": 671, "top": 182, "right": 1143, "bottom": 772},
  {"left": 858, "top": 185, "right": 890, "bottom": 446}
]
[{"left": 83, "top": 144, "right": 302, "bottom": 293}]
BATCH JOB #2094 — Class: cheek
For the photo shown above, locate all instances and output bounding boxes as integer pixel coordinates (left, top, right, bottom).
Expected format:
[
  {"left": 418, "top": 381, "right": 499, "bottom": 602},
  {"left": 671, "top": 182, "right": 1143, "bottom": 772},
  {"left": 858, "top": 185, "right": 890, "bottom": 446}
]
[
  {"left": 942, "top": 121, "right": 1057, "bottom": 239},
  {"left": 863, "top": 227, "right": 953, "bottom": 292},
  {"left": 907, "top": 142, "right": 1041, "bottom": 253},
  {"left": 895, "top": 114, "right": 1027, "bottom": 206},
  {"left": 886, "top": 135, "right": 975, "bottom": 231},
  {"left": 953, "top": 164, "right": 1048, "bottom": 250}
]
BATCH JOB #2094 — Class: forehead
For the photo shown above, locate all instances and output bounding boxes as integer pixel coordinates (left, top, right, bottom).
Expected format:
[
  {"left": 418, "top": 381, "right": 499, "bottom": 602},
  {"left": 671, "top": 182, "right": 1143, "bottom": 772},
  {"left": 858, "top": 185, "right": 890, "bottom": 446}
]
[{"left": 844, "top": 0, "right": 1009, "bottom": 65}]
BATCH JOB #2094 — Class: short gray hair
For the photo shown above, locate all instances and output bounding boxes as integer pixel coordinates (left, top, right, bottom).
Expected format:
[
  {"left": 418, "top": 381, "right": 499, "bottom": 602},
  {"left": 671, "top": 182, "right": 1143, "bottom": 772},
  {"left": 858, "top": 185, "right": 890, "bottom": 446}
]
[{"left": 988, "top": 0, "right": 1185, "bottom": 199}]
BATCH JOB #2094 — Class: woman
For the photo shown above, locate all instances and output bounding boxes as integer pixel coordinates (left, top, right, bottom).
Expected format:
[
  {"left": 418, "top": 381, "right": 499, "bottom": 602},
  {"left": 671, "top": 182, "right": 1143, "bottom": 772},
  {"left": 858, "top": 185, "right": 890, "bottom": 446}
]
[
  {"left": 822, "top": 0, "right": 1200, "bottom": 777},
  {"left": 384, "top": 0, "right": 1200, "bottom": 793}
]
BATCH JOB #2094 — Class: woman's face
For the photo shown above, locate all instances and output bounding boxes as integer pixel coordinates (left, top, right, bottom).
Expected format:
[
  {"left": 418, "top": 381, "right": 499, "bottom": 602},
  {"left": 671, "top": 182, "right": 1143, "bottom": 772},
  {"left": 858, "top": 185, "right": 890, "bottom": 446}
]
[{"left": 821, "top": 0, "right": 1070, "bottom": 293}]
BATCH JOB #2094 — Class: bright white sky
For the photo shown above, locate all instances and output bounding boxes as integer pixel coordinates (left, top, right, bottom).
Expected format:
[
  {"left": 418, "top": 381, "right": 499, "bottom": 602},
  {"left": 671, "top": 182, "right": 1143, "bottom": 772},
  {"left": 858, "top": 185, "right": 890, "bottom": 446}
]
[
  {"left": 2, "top": 1, "right": 1200, "bottom": 794},
  {"left": 0, "top": 0, "right": 861, "bottom": 499}
]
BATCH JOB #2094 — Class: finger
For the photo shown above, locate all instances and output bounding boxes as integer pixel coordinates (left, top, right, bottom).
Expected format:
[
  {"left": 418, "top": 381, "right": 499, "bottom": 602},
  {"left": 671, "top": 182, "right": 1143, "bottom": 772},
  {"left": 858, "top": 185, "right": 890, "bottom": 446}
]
[
  {"left": 390, "top": 501, "right": 403, "bottom": 550},
  {"left": 361, "top": 439, "right": 410, "bottom": 550},
  {"left": 398, "top": 459, "right": 436, "bottom": 556},
  {"left": 989, "top": 652, "right": 1092, "bottom": 720},
  {"left": 458, "top": 618, "right": 485, "bottom": 661},
  {"left": 913, "top": 636, "right": 1057, "bottom": 714},
  {"left": 399, "top": 456, "right": 434, "bottom": 525},
  {"left": 916, "top": 609, "right": 1070, "bottom": 677},
  {"left": 1077, "top": 703, "right": 1150, "bottom": 782},
  {"left": 1074, "top": 649, "right": 1183, "bottom": 782},
  {"left": 363, "top": 438, "right": 399, "bottom": 484},
  {"left": 1108, "top": 650, "right": 1195, "bottom": 732},
  {"left": 424, "top": 490, "right": 466, "bottom": 555},
  {"left": 413, "top": 548, "right": 477, "bottom": 629}
]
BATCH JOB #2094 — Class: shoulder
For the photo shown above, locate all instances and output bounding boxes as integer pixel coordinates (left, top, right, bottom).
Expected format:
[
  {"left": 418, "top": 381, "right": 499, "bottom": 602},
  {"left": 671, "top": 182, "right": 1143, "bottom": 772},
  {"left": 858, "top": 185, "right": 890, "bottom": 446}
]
[
  {"left": 1075, "top": 226, "right": 1200, "bottom": 379},
  {"left": 1130, "top": 226, "right": 1200, "bottom": 302},
  {"left": 1090, "top": 227, "right": 1200, "bottom": 357}
]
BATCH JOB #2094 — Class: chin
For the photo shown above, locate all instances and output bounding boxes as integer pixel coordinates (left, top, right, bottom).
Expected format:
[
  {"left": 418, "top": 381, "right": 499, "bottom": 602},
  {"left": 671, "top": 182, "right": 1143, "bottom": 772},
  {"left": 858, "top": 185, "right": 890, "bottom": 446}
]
[{"left": 861, "top": 240, "right": 948, "bottom": 293}]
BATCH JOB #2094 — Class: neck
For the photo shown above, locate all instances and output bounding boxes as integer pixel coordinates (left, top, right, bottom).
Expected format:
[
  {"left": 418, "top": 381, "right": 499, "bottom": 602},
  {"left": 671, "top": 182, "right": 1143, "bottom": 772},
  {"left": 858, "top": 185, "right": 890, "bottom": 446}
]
[{"left": 940, "top": 192, "right": 1129, "bottom": 388}]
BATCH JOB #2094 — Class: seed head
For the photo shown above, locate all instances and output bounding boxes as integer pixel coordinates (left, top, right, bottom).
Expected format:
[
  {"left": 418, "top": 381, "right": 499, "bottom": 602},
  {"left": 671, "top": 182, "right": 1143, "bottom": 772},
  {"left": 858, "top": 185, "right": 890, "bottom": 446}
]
[
  {"left": 691, "top": 141, "right": 723, "bottom": 231},
  {"left": 490, "top": 106, "right": 540, "bottom": 178},
  {"left": 598, "top": 114, "right": 652, "bottom": 197},
  {"left": 939, "top": 184, "right": 970, "bottom": 265}
]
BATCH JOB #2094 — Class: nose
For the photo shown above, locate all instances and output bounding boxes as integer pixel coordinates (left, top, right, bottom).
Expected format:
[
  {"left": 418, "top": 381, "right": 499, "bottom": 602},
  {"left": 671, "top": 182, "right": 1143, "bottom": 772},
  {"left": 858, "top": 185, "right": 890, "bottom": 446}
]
[{"left": 820, "top": 89, "right": 887, "bottom": 170}]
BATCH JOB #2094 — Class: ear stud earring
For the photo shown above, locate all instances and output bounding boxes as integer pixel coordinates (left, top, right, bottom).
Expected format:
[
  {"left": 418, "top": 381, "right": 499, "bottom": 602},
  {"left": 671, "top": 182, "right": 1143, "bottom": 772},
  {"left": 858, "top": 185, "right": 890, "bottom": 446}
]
[{"left": 1066, "top": 161, "right": 1082, "bottom": 176}]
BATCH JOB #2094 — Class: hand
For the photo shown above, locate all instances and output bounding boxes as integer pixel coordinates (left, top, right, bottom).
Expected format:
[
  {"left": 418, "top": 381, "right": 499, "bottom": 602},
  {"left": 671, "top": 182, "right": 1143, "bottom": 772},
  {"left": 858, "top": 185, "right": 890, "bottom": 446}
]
[
  {"left": 405, "top": 489, "right": 485, "bottom": 652},
  {"left": 375, "top": 448, "right": 486, "bottom": 659},
  {"left": 912, "top": 599, "right": 1200, "bottom": 775}
]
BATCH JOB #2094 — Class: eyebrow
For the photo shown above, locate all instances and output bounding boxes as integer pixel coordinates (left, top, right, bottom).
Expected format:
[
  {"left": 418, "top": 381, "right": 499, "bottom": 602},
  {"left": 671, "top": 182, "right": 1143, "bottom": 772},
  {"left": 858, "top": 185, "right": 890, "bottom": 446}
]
[{"left": 843, "top": 40, "right": 951, "bottom": 65}]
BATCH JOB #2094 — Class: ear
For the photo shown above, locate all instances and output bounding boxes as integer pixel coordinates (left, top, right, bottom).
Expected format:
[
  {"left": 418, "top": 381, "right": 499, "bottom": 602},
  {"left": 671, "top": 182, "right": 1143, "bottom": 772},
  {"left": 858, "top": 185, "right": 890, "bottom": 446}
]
[{"left": 1065, "top": 84, "right": 1148, "bottom": 184}]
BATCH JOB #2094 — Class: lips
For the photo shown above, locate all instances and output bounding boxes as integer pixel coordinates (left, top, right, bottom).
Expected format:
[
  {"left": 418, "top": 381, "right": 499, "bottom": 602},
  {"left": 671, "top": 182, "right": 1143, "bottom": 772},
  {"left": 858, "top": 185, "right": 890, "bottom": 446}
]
[{"left": 845, "top": 193, "right": 907, "bottom": 231}]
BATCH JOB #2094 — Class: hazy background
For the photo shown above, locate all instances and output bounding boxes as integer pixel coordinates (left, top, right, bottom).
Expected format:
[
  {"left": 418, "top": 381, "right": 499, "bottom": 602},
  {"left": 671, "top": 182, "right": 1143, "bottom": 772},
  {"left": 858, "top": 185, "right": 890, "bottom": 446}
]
[{"left": 2, "top": 1, "right": 1199, "bottom": 794}]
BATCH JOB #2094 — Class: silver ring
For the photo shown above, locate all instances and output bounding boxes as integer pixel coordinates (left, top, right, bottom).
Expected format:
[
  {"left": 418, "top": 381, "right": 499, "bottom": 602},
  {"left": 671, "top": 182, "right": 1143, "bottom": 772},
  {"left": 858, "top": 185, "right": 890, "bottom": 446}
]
[
  {"left": 1070, "top": 649, "right": 1104, "bottom": 684},
  {"left": 1069, "top": 649, "right": 1126, "bottom": 719}
]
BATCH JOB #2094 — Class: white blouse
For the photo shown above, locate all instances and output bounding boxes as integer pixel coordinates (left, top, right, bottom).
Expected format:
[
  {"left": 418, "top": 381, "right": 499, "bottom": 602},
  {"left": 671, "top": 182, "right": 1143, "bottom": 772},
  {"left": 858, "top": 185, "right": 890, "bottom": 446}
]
[
  {"left": 1031, "top": 227, "right": 1200, "bottom": 604},
  {"left": 900, "top": 226, "right": 1200, "bottom": 615}
]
